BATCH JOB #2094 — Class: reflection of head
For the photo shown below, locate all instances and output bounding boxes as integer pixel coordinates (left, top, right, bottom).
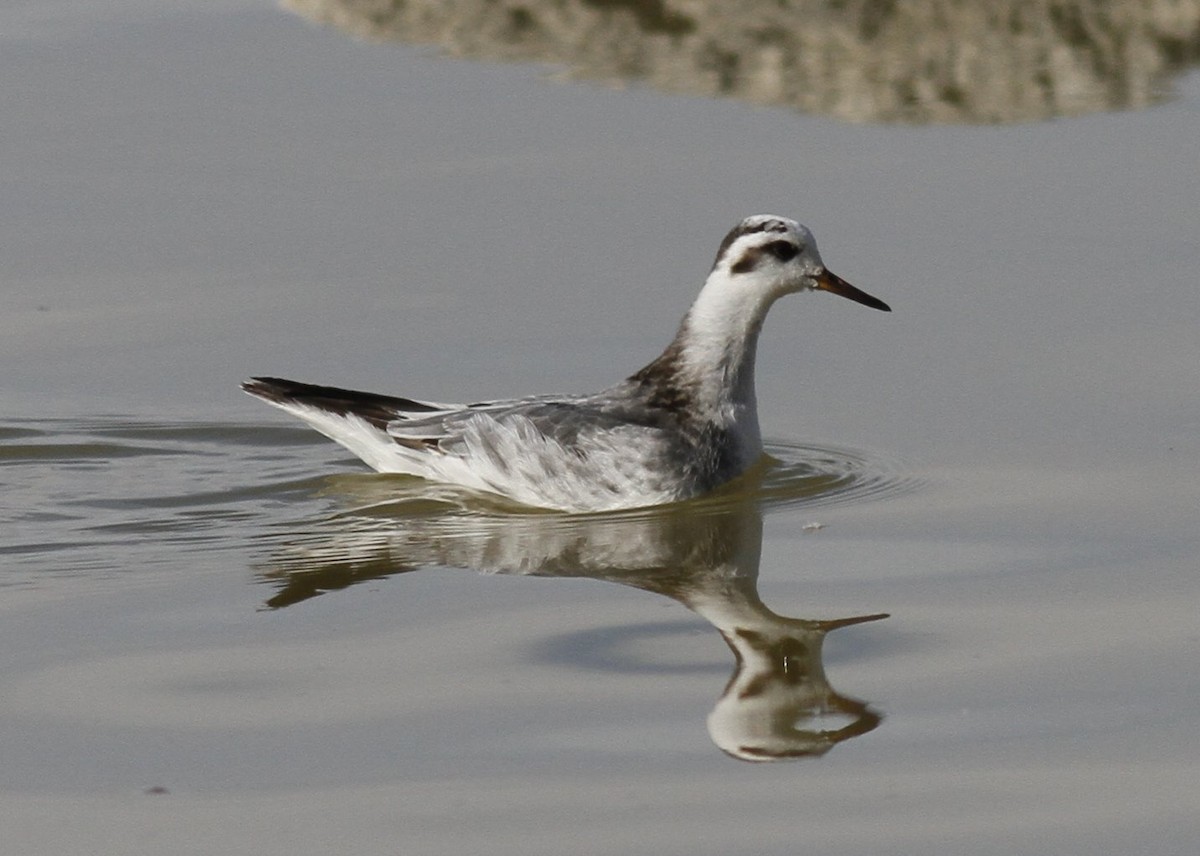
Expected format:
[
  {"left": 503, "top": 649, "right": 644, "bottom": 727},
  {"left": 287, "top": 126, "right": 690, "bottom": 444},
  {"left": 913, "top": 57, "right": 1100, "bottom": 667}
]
[
  {"left": 707, "top": 619, "right": 883, "bottom": 761},
  {"left": 283, "top": 0, "right": 1200, "bottom": 123}
]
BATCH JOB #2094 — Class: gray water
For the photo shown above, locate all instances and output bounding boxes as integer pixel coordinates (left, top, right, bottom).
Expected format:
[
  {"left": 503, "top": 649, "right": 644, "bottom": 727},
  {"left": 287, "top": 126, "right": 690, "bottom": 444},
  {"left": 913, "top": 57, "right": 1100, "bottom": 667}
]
[{"left": 3, "top": 2, "right": 1199, "bottom": 854}]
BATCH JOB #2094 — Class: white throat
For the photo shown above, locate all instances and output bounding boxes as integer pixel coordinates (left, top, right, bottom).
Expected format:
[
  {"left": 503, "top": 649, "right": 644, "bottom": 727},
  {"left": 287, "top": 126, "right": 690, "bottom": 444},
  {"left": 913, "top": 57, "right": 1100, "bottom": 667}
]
[{"left": 670, "top": 267, "right": 782, "bottom": 442}]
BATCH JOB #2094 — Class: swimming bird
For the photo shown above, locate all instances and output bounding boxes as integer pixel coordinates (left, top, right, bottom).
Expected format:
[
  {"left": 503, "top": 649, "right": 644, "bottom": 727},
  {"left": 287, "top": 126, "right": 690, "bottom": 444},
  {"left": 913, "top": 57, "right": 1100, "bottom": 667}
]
[{"left": 243, "top": 215, "right": 890, "bottom": 512}]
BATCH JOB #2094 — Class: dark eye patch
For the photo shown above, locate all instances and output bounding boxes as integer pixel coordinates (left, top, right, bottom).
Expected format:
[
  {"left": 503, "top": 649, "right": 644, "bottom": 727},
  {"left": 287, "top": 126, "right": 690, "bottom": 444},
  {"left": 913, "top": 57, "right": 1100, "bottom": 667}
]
[
  {"left": 766, "top": 240, "right": 800, "bottom": 261},
  {"left": 730, "top": 249, "right": 761, "bottom": 274}
]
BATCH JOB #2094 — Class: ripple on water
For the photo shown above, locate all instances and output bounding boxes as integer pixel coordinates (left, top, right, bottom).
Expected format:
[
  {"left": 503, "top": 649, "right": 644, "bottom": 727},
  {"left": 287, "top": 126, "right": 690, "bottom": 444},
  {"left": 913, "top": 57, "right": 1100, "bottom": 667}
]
[
  {"left": 1, "top": 419, "right": 919, "bottom": 590},
  {"left": 253, "top": 439, "right": 921, "bottom": 609},
  {"left": 756, "top": 440, "right": 922, "bottom": 512},
  {"left": 0, "top": 419, "right": 338, "bottom": 585}
]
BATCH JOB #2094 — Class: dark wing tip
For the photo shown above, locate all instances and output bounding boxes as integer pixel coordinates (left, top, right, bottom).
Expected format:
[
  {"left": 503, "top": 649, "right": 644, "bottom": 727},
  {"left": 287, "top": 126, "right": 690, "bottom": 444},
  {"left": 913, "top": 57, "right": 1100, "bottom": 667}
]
[
  {"left": 242, "top": 376, "right": 292, "bottom": 403},
  {"left": 240, "top": 376, "right": 446, "bottom": 430}
]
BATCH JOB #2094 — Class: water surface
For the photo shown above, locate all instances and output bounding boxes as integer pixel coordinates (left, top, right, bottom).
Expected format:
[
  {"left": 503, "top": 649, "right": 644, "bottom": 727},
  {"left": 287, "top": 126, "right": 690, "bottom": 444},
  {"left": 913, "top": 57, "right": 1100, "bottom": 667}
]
[{"left": 2, "top": 2, "right": 1199, "bottom": 854}]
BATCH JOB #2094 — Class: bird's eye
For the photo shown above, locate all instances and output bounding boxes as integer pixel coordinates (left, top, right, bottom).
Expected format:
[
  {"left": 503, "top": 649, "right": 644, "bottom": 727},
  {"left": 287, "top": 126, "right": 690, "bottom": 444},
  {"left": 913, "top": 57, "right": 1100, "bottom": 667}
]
[{"left": 766, "top": 240, "right": 800, "bottom": 262}]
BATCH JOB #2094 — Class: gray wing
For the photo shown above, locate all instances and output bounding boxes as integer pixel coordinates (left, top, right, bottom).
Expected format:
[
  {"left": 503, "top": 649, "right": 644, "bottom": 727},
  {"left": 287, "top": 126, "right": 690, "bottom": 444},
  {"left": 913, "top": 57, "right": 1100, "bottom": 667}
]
[{"left": 385, "top": 396, "right": 657, "bottom": 454}]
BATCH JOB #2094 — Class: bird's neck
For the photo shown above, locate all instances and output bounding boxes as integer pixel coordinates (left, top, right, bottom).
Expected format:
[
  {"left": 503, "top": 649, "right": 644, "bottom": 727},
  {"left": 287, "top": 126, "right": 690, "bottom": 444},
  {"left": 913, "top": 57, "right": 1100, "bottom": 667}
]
[{"left": 630, "top": 273, "right": 773, "bottom": 435}]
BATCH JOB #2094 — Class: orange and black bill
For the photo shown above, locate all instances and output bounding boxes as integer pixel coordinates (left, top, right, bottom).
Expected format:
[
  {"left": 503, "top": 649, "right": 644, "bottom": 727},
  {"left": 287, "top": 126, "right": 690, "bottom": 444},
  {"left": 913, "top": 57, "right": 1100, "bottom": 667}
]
[{"left": 815, "top": 269, "right": 891, "bottom": 312}]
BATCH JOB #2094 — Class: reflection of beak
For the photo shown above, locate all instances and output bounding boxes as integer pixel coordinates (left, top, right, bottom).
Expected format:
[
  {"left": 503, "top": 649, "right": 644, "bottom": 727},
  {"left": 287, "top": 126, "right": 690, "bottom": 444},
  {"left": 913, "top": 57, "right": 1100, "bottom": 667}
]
[{"left": 814, "top": 269, "right": 891, "bottom": 312}]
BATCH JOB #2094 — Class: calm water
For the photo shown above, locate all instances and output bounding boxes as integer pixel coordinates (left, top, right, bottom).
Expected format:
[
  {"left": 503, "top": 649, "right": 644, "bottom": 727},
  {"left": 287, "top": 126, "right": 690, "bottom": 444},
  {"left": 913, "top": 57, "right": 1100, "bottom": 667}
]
[{"left": 3, "top": 2, "right": 1199, "bottom": 854}]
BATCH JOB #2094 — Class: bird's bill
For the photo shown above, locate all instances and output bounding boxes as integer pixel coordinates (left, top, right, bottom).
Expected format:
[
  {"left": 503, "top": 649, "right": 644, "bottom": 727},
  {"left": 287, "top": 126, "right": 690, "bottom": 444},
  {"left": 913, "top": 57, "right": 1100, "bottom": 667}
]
[{"left": 815, "top": 269, "right": 891, "bottom": 312}]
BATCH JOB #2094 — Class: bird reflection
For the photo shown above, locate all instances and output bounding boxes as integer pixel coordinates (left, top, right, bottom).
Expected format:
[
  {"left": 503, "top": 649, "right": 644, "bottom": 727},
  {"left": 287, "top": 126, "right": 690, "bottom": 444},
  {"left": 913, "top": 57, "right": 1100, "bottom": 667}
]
[{"left": 258, "top": 478, "right": 886, "bottom": 760}]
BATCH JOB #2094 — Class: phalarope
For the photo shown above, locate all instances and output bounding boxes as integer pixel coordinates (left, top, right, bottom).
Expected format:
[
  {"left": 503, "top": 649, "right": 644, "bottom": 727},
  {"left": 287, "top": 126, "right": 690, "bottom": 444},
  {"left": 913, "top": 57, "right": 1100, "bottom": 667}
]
[{"left": 243, "top": 215, "right": 890, "bottom": 512}]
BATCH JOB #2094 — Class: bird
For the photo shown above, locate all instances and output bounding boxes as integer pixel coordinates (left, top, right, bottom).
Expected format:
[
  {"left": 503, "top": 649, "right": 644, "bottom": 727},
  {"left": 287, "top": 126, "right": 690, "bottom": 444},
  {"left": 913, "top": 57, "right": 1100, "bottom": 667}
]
[{"left": 242, "top": 215, "right": 890, "bottom": 512}]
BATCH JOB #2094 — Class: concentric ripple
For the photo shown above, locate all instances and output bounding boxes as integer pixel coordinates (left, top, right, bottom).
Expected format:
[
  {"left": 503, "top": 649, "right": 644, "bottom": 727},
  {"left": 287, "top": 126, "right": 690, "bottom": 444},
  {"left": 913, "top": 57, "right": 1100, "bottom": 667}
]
[
  {"left": 2, "top": 418, "right": 920, "bottom": 593},
  {"left": 755, "top": 440, "right": 922, "bottom": 512},
  {"left": 253, "top": 438, "right": 921, "bottom": 606}
]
